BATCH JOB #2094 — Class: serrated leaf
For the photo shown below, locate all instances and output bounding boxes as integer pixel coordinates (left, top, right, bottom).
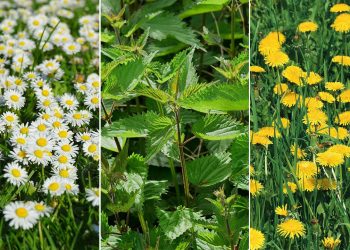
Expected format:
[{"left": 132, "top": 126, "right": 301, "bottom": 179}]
[
  {"left": 144, "top": 180, "right": 168, "bottom": 200},
  {"left": 140, "top": 12, "right": 199, "bottom": 46},
  {"left": 187, "top": 152, "right": 232, "bottom": 186},
  {"left": 157, "top": 207, "right": 204, "bottom": 240},
  {"left": 192, "top": 114, "right": 246, "bottom": 140},
  {"left": 230, "top": 134, "right": 248, "bottom": 181},
  {"left": 179, "top": 84, "right": 248, "bottom": 113},
  {"left": 133, "top": 85, "right": 172, "bottom": 103},
  {"left": 103, "top": 58, "right": 146, "bottom": 100},
  {"left": 179, "top": 0, "right": 230, "bottom": 19},
  {"left": 157, "top": 50, "right": 188, "bottom": 83}
]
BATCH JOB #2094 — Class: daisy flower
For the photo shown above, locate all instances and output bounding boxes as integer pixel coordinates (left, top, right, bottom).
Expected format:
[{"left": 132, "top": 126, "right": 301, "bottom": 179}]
[
  {"left": 86, "top": 188, "right": 100, "bottom": 207},
  {"left": 3, "top": 162, "right": 28, "bottom": 186},
  {"left": 3, "top": 201, "right": 39, "bottom": 230}
]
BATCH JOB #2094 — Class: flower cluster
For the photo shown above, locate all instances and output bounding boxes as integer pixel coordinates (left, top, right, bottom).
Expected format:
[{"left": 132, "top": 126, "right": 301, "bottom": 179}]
[
  {"left": 250, "top": 2, "right": 350, "bottom": 249},
  {"left": 0, "top": 0, "right": 99, "bottom": 231}
]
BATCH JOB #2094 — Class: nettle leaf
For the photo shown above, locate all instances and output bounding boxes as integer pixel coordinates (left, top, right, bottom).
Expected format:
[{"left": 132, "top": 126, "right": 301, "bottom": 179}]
[
  {"left": 230, "top": 134, "right": 248, "bottom": 181},
  {"left": 145, "top": 117, "right": 175, "bottom": 161},
  {"left": 157, "top": 207, "right": 204, "bottom": 240},
  {"left": 103, "top": 58, "right": 146, "bottom": 100},
  {"left": 140, "top": 12, "right": 199, "bottom": 47},
  {"left": 179, "top": 0, "right": 230, "bottom": 19},
  {"left": 157, "top": 50, "right": 188, "bottom": 83},
  {"left": 102, "top": 112, "right": 158, "bottom": 138},
  {"left": 192, "top": 114, "right": 246, "bottom": 140},
  {"left": 133, "top": 85, "right": 173, "bottom": 103},
  {"left": 144, "top": 180, "right": 168, "bottom": 200},
  {"left": 179, "top": 84, "right": 249, "bottom": 113},
  {"left": 187, "top": 152, "right": 232, "bottom": 186},
  {"left": 177, "top": 48, "right": 198, "bottom": 94}
]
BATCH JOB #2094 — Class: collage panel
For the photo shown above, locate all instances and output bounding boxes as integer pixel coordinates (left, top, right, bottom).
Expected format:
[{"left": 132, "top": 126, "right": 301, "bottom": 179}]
[
  {"left": 0, "top": 0, "right": 99, "bottom": 249},
  {"left": 250, "top": 0, "right": 350, "bottom": 249},
  {"left": 101, "top": 0, "right": 249, "bottom": 249}
]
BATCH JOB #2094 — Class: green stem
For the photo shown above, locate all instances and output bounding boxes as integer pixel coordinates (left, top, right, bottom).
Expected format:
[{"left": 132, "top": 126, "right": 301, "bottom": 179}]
[
  {"left": 101, "top": 100, "right": 122, "bottom": 152},
  {"left": 230, "top": 0, "right": 236, "bottom": 57},
  {"left": 169, "top": 158, "right": 180, "bottom": 202}
]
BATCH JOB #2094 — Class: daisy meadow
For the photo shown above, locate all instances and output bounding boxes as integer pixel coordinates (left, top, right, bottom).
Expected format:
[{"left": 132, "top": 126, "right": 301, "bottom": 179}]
[{"left": 0, "top": 0, "right": 99, "bottom": 248}]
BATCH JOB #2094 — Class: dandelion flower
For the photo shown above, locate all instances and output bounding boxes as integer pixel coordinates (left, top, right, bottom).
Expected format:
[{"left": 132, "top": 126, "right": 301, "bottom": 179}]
[
  {"left": 281, "top": 92, "right": 300, "bottom": 107},
  {"left": 316, "top": 151, "right": 344, "bottom": 167},
  {"left": 250, "top": 228, "right": 265, "bottom": 250},
  {"left": 3, "top": 201, "right": 39, "bottom": 230},
  {"left": 304, "top": 97, "right": 323, "bottom": 110},
  {"left": 299, "top": 177, "right": 316, "bottom": 192},
  {"left": 264, "top": 50, "right": 289, "bottom": 67},
  {"left": 338, "top": 89, "right": 350, "bottom": 103},
  {"left": 282, "top": 66, "right": 305, "bottom": 85},
  {"left": 318, "top": 92, "right": 335, "bottom": 103},
  {"left": 258, "top": 33, "right": 284, "bottom": 56},
  {"left": 275, "top": 204, "right": 288, "bottom": 216},
  {"left": 329, "top": 127, "right": 349, "bottom": 140},
  {"left": 328, "top": 144, "right": 350, "bottom": 157},
  {"left": 325, "top": 81, "right": 344, "bottom": 91},
  {"left": 251, "top": 132, "right": 273, "bottom": 147},
  {"left": 296, "top": 161, "right": 318, "bottom": 178},
  {"left": 331, "top": 13, "right": 350, "bottom": 32},
  {"left": 335, "top": 111, "right": 350, "bottom": 125},
  {"left": 332, "top": 55, "right": 350, "bottom": 66},
  {"left": 331, "top": 3, "right": 350, "bottom": 12},
  {"left": 283, "top": 182, "right": 297, "bottom": 194},
  {"left": 273, "top": 83, "right": 289, "bottom": 95},
  {"left": 305, "top": 72, "right": 323, "bottom": 85},
  {"left": 317, "top": 178, "right": 337, "bottom": 191},
  {"left": 256, "top": 126, "right": 281, "bottom": 138},
  {"left": 322, "top": 236, "right": 341, "bottom": 249},
  {"left": 277, "top": 219, "right": 305, "bottom": 239},
  {"left": 298, "top": 21, "right": 318, "bottom": 32},
  {"left": 272, "top": 117, "right": 290, "bottom": 129},
  {"left": 250, "top": 65, "right": 265, "bottom": 73},
  {"left": 250, "top": 179, "right": 264, "bottom": 197},
  {"left": 303, "top": 109, "right": 328, "bottom": 125}
]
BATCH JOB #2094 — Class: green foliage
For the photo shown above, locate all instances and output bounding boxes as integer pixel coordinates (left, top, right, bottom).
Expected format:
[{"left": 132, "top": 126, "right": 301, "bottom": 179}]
[{"left": 101, "top": 0, "right": 248, "bottom": 249}]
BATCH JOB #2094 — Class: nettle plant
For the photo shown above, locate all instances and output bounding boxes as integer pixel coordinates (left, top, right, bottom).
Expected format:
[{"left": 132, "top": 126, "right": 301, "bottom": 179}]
[{"left": 101, "top": 0, "right": 249, "bottom": 249}]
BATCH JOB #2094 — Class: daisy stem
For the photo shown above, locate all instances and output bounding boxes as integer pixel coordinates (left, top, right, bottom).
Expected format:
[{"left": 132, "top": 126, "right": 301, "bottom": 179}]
[{"left": 38, "top": 221, "right": 44, "bottom": 250}]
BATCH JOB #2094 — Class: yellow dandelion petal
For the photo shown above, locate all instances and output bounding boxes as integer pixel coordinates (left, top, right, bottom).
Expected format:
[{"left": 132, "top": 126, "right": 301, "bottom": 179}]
[
  {"left": 335, "top": 111, "right": 350, "bottom": 125},
  {"left": 250, "top": 228, "right": 265, "bottom": 250},
  {"left": 283, "top": 182, "right": 297, "bottom": 194},
  {"left": 264, "top": 50, "right": 289, "bottom": 67},
  {"left": 250, "top": 179, "right": 264, "bottom": 197},
  {"left": 338, "top": 89, "right": 350, "bottom": 103},
  {"left": 251, "top": 133, "right": 273, "bottom": 147},
  {"left": 325, "top": 81, "right": 345, "bottom": 91},
  {"left": 304, "top": 97, "right": 324, "bottom": 110},
  {"left": 332, "top": 55, "right": 350, "bottom": 66},
  {"left": 331, "top": 13, "right": 350, "bottom": 32},
  {"left": 250, "top": 165, "right": 255, "bottom": 176},
  {"left": 258, "top": 38, "right": 282, "bottom": 56},
  {"left": 296, "top": 161, "right": 318, "bottom": 178},
  {"left": 303, "top": 109, "right": 328, "bottom": 125},
  {"left": 316, "top": 151, "right": 344, "bottom": 167},
  {"left": 299, "top": 177, "right": 316, "bottom": 192},
  {"left": 273, "top": 83, "right": 289, "bottom": 95},
  {"left": 331, "top": 3, "right": 350, "bottom": 12},
  {"left": 329, "top": 126, "right": 349, "bottom": 140},
  {"left": 328, "top": 144, "right": 350, "bottom": 157},
  {"left": 250, "top": 65, "right": 265, "bottom": 73},
  {"left": 305, "top": 72, "right": 323, "bottom": 85},
  {"left": 318, "top": 92, "right": 335, "bottom": 103},
  {"left": 275, "top": 204, "right": 288, "bottom": 216},
  {"left": 322, "top": 236, "right": 341, "bottom": 249},
  {"left": 298, "top": 21, "right": 318, "bottom": 32},
  {"left": 317, "top": 178, "right": 337, "bottom": 191},
  {"left": 277, "top": 219, "right": 305, "bottom": 239},
  {"left": 281, "top": 92, "right": 300, "bottom": 107},
  {"left": 272, "top": 117, "right": 290, "bottom": 129},
  {"left": 282, "top": 66, "right": 306, "bottom": 85},
  {"left": 256, "top": 126, "right": 281, "bottom": 138}
]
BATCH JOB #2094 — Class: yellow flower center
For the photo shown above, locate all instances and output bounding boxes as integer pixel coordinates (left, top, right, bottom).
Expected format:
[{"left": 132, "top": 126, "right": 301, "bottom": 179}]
[
  {"left": 34, "top": 150, "right": 44, "bottom": 158},
  {"left": 20, "top": 127, "right": 29, "bottom": 134},
  {"left": 10, "top": 95, "right": 19, "bottom": 102},
  {"left": 59, "top": 169, "right": 69, "bottom": 178},
  {"left": 73, "top": 113, "right": 82, "bottom": 119},
  {"left": 88, "top": 144, "right": 97, "bottom": 153},
  {"left": 65, "top": 100, "right": 73, "bottom": 106},
  {"left": 43, "top": 99, "right": 51, "bottom": 107},
  {"left": 61, "top": 145, "right": 71, "bottom": 152},
  {"left": 58, "top": 155, "right": 68, "bottom": 164},
  {"left": 81, "top": 135, "right": 90, "bottom": 141},
  {"left": 33, "top": 20, "right": 40, "bottom": 26},
  {"left": 49, "top": 182, "right": 59, "bottom": 191},
  {"left": 18, "top": 151, "right": 26, "bottom": 158},
  {"left": 92, "top": 81, "right": 99, "bottom": 87},
  {"left": 16, "top": 138, "right": 26, "bottom": 145},
  {"left": 65, "top": 184, "right": 72, "bottom": 190},
  {"left": 58, "top": 130, "right": 68, "bottom": 138},
  {"left": 36, "top": 138, "right": 47, "bottom": 147},
  {"left": 68, "top": 45, "right": 76, "bottom": 50},
  {"left": 38, "top": 124, "right": 46, "bottom": 132},
  {"left": 91, "top": 97, "right": 98, "bottom": 104},
  {"left": 35, "top": 204, "right": 45, "bottom": 211},
  {"left": 15, "top": 208, "right": 28, "bottom": 218},
  {"left": 42, "top": 89, "right": 50, "bottom": 96},
  {"left": 5, "top": 115, "right": 14, "bottom": 122},
  {"left": 42, "top": 114, "right": 50, "bottom": 120},
  {"left": 53, "top": 121, "right": 61, "bottom": 128},
  {"left": 11, "top": 169, "right": 21, "bottom": 177}
]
